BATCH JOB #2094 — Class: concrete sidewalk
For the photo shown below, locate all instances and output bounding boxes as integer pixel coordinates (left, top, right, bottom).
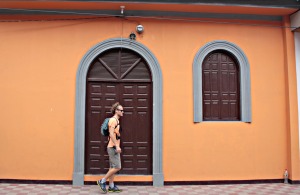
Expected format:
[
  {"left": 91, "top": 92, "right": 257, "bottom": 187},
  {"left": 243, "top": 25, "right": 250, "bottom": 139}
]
[{"left": 1, "top": 183, "right": 300, "bottom": 194}]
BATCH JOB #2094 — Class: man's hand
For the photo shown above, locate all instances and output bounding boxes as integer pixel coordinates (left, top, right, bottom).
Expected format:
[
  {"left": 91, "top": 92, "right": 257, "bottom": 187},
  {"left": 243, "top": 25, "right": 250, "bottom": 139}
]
[{"left": 116, "top": 146, "right": 122, "bottom": 153}]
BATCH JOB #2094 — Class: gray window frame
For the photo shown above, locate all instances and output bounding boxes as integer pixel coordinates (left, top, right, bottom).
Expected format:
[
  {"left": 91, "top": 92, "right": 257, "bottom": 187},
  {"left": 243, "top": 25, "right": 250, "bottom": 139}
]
[{"left": 193, "top": 40, "right": 252, "bottom": 122}]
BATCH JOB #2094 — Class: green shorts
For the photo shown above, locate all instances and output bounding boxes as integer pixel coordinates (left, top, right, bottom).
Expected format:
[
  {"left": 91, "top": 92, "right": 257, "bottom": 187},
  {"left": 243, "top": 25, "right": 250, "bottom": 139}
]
[{"left": 107, "top": 147, "right": 121, "bottom": 169}]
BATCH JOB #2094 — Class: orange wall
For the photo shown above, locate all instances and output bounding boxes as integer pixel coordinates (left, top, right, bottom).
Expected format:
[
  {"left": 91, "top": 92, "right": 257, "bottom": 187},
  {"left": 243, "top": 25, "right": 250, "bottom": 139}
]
[{"left": 0, "top": 17, "right": 299, "bottom": 181}]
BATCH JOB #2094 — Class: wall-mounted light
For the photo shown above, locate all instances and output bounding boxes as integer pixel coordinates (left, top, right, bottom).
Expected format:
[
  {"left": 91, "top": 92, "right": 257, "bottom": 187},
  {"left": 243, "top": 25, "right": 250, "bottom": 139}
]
[
  {"left": 129, "top": 32, "right": 136, "bottom": 40},
  {"left": 120, "top": 6, "right": 125, "bottom": 15},
  {"left": 136, "top": 24, "right": 144, "bottom": 34}
]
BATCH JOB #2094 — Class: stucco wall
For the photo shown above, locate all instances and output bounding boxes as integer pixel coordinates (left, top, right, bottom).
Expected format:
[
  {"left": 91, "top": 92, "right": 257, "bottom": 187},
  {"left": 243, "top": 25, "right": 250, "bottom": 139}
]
[{"left": 0, "top": 17, "right": 298, "bottom": 181}]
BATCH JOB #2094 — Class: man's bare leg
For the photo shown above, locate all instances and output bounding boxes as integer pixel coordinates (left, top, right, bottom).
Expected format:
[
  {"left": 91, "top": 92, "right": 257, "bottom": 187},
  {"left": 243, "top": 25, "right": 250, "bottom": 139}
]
[
  {"left": 103, "top": 168, "right": 120, "bottom": 181},
  {"left": 109, "top": 171, "right": 115, "bottom": 183},
  {"left": 108, "top": 171, "right": 116, "bottom": 189}
]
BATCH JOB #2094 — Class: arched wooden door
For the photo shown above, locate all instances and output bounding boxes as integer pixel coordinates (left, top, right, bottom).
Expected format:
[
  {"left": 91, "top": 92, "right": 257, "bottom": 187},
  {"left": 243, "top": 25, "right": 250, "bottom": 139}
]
[{"left": 85, "top": 48, "right": 153, "bottom": 175}]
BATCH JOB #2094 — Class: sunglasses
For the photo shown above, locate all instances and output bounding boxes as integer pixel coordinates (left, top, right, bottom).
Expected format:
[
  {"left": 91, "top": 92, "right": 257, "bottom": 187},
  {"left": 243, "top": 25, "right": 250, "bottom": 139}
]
[{"left": 117, "top": 109, "right": 124, "bottom": 112}]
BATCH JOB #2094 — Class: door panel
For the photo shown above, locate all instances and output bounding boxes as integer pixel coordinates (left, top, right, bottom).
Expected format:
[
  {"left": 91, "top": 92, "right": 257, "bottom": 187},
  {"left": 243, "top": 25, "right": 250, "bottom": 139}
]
[
  {"left": 85, "top": 82, "right": 152, "bottom": 175},
  {"left": 85, "top": 83, "right": 118, "bottom": 174},
  {"left": 119, "top": 83, "right": 152, "bottom": 174}
]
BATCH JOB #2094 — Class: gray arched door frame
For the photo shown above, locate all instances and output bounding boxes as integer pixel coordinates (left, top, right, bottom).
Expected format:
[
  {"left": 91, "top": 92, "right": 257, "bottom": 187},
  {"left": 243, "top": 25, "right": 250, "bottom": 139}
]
[{"left": 73, "top": 38, "right": 164, "bottom": 186}]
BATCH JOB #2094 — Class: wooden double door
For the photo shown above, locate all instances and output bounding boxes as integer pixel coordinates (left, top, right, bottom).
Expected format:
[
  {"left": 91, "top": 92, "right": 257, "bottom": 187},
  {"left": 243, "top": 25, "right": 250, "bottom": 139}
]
[{"left": 85, "top": 48, "right": 153, "bottom": 175}]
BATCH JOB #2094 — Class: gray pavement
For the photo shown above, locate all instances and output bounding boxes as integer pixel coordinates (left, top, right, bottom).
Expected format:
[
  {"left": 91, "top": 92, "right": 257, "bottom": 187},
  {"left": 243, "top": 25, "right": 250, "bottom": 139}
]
[{"left": 1, "top": 182, "right": 300, "bottom": 194}]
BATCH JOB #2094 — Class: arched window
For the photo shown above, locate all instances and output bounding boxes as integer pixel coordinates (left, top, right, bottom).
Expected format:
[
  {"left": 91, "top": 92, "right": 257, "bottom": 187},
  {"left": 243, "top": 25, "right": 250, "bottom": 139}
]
[
  {"left": 202, "top": 51, "right": 240, "bottom": 121},
  {"left": 193, "top": 40, "right": 251, "bottom": 122}
]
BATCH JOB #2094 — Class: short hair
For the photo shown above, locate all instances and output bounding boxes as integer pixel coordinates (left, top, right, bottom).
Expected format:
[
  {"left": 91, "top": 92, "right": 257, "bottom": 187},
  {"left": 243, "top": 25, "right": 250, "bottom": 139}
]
[{"left": 110, "top": 102, "right": 122, "bottom": 114}]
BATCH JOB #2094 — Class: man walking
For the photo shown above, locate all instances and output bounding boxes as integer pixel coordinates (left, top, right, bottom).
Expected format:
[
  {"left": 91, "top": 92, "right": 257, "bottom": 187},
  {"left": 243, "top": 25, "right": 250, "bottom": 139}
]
[{"left": 97, "top": 102, "right": 124, "bottom": 193}]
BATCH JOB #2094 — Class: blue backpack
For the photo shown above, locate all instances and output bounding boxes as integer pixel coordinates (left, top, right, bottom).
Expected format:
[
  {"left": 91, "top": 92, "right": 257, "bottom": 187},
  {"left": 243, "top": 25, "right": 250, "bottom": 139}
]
[{"left": 100, "top": 118, "right": 110, "bottom": 136}]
